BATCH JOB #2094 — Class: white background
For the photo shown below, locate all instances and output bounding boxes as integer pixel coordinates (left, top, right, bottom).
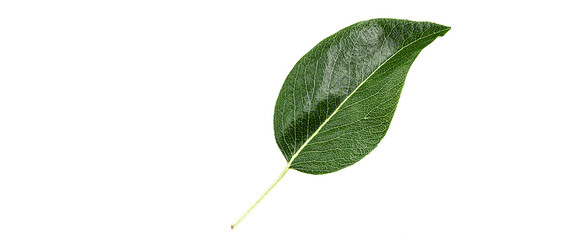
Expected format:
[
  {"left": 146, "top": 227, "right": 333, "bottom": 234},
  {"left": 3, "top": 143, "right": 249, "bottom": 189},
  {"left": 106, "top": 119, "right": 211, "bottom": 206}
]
[{"left": 1, "top": 0, "right": 574, "bottom": 239}]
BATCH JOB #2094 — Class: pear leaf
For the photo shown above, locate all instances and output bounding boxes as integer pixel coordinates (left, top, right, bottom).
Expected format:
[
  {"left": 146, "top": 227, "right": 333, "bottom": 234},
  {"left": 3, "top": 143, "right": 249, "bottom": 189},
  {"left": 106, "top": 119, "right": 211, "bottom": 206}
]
[{"left": 232, "top": 18, "right": 450, "bottom": 229}]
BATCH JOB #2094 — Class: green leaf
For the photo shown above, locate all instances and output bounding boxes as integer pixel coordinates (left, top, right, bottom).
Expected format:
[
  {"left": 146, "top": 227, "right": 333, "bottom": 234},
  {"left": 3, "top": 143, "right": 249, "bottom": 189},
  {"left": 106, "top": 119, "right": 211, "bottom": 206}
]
[{"left": 232, "top": 18, "right": 449, "bottom": 229}]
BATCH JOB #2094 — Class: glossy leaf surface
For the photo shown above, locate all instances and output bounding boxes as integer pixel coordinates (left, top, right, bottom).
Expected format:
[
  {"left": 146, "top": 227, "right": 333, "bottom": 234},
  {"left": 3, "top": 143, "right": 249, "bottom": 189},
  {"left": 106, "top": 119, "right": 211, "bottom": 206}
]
[{"left": 274, "top": 19, "right": 450, "bottom": 174}]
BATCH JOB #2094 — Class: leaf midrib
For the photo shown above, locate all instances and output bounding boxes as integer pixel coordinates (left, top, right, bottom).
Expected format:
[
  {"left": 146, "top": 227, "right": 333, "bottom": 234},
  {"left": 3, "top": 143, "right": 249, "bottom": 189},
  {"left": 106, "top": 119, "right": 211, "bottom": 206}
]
[{"left": 286, "top": 27, "right": 449, "bottom": 167}]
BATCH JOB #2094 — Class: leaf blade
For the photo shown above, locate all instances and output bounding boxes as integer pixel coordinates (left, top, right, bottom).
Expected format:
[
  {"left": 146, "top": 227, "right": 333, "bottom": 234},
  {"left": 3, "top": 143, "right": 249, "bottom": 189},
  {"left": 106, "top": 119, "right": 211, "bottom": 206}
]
[{"left": 274, "top": 19, "right": 450, "bottom": 174}]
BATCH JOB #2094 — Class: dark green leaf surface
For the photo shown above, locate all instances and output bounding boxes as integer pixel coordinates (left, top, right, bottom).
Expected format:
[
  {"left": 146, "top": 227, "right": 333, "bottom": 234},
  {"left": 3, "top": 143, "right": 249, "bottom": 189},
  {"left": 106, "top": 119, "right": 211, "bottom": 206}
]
[{"left": 274, "top": 19, "right": 450, "bottom": 174}]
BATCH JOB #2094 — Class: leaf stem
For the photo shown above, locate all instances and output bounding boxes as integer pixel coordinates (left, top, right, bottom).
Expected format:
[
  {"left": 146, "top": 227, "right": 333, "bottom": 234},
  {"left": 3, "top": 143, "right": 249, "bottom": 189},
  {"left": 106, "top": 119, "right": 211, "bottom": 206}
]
[{"left": 231, "top": 164, "right": 290, "bottom": 230}]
